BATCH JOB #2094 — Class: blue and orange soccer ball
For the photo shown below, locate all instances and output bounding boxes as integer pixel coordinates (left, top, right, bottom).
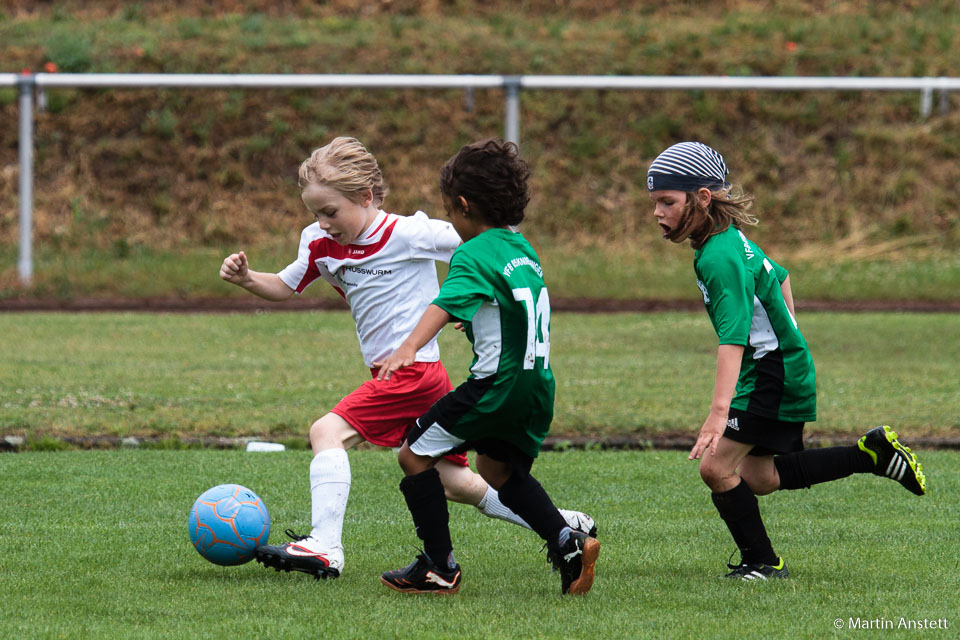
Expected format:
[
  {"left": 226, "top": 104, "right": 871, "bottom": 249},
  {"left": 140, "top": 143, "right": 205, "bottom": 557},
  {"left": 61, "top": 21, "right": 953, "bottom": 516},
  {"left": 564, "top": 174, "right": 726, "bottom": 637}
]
[{"left": 188, "top": 484, "right": 271, "bottom": 566}]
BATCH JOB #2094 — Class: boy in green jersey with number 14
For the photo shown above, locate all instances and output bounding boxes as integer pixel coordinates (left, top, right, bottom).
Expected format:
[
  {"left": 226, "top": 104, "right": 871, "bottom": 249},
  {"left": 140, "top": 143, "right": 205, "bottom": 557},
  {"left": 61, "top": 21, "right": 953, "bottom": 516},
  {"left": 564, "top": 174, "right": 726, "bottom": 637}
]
[
  {"left": 647, "top": 141, "right": 927, "bottom": 581},
  {"left": 374, "top": 138, "right": 599, "bottom": 596}
]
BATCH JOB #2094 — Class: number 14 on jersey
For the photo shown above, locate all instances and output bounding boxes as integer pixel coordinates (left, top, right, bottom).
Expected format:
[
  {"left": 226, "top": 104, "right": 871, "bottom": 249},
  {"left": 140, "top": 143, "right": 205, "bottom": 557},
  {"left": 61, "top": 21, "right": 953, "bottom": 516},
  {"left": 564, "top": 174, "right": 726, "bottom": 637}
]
[{"left": 512, "top": 287, "right": 550, "bottom": 370}]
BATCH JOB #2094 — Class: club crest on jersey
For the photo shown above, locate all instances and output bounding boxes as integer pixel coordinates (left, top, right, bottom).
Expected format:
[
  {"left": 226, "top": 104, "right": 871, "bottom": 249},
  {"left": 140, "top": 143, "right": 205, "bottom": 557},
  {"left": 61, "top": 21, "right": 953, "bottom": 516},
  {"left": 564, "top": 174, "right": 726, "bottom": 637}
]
[{"left": 696, "top": 279, "right": 711, "bottom": 304}]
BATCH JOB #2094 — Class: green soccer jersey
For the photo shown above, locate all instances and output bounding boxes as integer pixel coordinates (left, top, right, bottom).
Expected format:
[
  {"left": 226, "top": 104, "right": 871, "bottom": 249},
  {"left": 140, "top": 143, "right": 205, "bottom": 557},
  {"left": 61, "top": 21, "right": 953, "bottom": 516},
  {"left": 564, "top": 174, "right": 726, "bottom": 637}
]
[
  {"left": 432, "top": 228, "right": 555, "bottom": 457},
  {"left": 694, "top": 226, "right": 817, "bottom": 422}
]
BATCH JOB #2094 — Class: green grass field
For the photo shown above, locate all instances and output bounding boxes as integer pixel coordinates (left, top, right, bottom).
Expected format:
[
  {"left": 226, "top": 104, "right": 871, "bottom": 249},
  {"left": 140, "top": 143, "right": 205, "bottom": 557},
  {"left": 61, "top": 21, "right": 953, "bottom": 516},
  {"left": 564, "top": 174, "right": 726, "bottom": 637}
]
[
  {"left": 1, "top": 448, "right": 955, "bottom": 639},
  {"left": 2, "top": 310, "right": 958, "bottom": 444},
  {"left": 2, "top": 310, "right": 956, "bottom": 637}
]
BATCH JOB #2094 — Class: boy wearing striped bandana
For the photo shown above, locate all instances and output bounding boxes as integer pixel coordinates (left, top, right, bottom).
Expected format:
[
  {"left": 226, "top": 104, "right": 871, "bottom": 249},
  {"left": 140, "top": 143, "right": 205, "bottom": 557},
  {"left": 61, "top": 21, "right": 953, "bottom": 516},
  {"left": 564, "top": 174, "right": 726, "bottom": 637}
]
[{"left": 646, "top": 141, "right": 927, "bottom": 580}]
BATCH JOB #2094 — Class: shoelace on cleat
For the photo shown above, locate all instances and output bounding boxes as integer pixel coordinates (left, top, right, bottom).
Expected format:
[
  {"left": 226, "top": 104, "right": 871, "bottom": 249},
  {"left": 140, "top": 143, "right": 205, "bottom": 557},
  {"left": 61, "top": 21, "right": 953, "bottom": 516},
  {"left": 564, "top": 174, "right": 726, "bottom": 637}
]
[
  {"left": 541, "top": 541, "right": 563, "bottom": 571},
  {"left": 726, "top": 548, "right": 743, "bottom": 571},
  {"left": 283, "top": 528, "right": 311, "bottom": 543}
]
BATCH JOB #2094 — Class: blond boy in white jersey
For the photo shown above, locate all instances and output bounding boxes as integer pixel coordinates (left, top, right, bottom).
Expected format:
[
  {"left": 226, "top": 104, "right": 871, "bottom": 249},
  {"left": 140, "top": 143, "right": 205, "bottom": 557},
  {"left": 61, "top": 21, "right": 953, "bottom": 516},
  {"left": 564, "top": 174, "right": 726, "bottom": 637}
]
[{"left": 219, "top": 137, "right": 595, "bottom": 580}]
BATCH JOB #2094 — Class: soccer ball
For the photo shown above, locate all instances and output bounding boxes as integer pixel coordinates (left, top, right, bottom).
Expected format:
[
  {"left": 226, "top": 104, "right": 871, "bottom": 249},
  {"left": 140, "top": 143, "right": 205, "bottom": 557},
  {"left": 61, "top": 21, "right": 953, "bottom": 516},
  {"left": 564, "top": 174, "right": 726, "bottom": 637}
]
[{"left": 188, "top": 484, "right": 271, "bottom": 566}]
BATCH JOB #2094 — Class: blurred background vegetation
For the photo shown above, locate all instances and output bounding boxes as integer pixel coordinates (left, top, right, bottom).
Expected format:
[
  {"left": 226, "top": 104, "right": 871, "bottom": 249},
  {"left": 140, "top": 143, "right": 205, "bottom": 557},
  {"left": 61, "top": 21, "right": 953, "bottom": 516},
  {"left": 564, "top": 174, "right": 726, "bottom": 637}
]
[{"left": 1, "top": 1, "right": 959, "bottom": 301}]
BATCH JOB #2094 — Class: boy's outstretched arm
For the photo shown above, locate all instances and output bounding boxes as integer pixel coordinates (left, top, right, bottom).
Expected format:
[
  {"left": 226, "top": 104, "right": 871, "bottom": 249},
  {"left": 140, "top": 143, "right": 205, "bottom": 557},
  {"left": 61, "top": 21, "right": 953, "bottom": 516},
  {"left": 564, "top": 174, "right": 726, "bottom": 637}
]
[
  {"left": 374, "top": 304, "right": 452, "bottom": 381},
  {"left": 219, "top": 250, "right": 294, "bottom": 301},
  {"left": 689, "top": 343, "right": 744, "bottom": 460}
]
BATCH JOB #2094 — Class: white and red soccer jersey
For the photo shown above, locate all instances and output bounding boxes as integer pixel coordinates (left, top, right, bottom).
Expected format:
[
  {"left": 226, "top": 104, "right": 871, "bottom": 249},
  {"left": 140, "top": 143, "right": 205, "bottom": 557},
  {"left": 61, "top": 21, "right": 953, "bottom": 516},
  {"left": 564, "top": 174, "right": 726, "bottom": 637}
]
[{"left": 277, "top": 210, "right": 461, "bottom": 367}]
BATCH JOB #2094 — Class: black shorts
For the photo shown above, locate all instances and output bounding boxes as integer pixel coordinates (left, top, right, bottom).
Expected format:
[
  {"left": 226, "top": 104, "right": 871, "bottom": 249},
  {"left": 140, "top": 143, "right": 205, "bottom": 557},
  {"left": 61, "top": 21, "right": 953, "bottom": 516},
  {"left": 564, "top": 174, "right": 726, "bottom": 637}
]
[
  {"left": 407, "top": 409, "right": 535, "bottom": 478},
  {"left": 723, "top": 407, "right": 805, "bottom": 456},
  {"left": 464, "top": 439, "right": 534, "bottom": 477}
]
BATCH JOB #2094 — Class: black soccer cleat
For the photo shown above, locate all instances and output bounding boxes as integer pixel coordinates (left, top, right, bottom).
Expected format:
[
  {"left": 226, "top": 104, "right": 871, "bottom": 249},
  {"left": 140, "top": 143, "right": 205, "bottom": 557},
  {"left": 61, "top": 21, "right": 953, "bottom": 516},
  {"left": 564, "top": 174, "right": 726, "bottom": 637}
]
[
  {"left": 254, "top": 529, "right": 341, "bottom": 580},
  {"left": 724, "top": 556, "right": 789, "bottom": 581},
  {"left": 546, "top": 530, "right": 600, "bottom": 596},
  {"left": 858, "top": 425, "right": 927, "bottom": 496},
  {"left": 380, "top": 552, "right": 462, "bottom": 594}
]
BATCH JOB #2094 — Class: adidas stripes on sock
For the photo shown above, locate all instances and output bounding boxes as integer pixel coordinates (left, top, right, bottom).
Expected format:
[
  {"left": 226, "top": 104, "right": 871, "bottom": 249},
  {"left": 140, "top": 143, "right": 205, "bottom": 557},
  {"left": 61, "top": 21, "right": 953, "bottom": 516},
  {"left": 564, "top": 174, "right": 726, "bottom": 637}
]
[
  {"left": 774, "top": 445, "right": 874, "bottom": 490},
  {"left": 308, "top": 448, "right": 351, "bottom": 551},
  {"left": 711, "top": 478, "right": 778, "bottom": 566}
]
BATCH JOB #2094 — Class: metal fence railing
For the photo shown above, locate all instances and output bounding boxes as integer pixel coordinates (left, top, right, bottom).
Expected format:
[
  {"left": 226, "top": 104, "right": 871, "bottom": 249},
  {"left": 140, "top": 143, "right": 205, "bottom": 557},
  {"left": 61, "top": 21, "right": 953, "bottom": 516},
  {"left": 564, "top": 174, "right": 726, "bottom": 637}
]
[{"left": 3, "top": 72, "right": 959, "bottom": 286}]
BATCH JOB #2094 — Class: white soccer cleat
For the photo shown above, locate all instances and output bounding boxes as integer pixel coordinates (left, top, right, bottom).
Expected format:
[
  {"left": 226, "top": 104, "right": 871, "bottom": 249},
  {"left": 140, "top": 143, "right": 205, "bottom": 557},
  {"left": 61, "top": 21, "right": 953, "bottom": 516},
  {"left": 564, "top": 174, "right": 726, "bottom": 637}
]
[
  {"left": 559, "top": 510, "right": 597, "bottom": 537},
  {"left": 254, "top": 529, "right": 344, "bottom": 579}
]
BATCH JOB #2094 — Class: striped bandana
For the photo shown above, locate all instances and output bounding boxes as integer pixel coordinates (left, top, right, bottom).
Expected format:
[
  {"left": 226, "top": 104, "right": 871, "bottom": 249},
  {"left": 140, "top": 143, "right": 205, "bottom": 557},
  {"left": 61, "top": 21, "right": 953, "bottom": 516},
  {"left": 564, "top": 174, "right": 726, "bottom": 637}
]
[{"left": 646, "top": 141, "right": 730, "bottom": 192}]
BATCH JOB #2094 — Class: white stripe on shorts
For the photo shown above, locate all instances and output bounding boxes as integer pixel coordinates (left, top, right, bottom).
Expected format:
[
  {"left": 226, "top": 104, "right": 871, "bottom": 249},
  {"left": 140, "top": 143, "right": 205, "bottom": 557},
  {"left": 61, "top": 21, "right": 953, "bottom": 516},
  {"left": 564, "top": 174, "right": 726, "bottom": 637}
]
[{"left": 409, "top": 420, "right": 467, "bottom": 458}]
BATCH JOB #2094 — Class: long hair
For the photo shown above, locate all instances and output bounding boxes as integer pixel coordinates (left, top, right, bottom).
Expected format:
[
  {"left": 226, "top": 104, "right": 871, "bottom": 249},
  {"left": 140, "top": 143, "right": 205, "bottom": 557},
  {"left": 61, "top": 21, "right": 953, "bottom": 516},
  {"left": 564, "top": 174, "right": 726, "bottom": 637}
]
[
  {"left": 668, "top": 185, "right": 757, "bottom": 249},
  {"left": 298, "top": 137, "right": 388, "bottom": 207},
  {"left": 439, "top": 137, "right": 530, "bottom": 226}
]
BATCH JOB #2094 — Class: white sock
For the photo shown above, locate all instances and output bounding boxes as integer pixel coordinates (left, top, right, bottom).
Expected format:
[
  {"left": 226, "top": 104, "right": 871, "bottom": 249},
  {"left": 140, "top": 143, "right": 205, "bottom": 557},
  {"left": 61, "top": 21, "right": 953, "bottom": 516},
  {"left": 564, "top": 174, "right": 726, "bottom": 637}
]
[
  {"left": 475, "top": 486, "right": 531, "bottom": 530},
  {"left": 308, "top": 448, "right": 351, "bottom": 552}
]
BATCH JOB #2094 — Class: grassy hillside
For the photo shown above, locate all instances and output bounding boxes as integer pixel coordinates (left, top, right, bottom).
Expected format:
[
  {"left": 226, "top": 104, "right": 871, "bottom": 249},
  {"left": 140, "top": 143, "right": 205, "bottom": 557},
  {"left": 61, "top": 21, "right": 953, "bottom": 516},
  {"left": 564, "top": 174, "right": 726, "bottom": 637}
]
[{"left": 1, "top": 2, "right": 959, "bottom": 299}]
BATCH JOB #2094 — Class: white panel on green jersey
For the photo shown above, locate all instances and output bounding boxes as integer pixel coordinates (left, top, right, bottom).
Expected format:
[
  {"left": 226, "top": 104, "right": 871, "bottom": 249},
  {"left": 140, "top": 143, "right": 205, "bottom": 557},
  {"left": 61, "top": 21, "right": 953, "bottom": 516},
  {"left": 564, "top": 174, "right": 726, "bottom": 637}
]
[
  {"left": 749, "top": 294, "right": 780, "bottom": 360},
  {"left": 470, "top": 300, "right": 502, "bottom": 379}
]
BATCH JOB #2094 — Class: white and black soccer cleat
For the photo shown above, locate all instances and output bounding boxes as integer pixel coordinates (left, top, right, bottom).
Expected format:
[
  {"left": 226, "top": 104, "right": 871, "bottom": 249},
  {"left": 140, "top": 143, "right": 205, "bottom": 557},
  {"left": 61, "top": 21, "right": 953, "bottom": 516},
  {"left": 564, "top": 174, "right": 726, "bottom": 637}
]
[
  {"left": 254, "top": 529, "right": 342, "bottom": 580},
  {"left": 559, "top": 509, "right": 598, "bottom": 538}
]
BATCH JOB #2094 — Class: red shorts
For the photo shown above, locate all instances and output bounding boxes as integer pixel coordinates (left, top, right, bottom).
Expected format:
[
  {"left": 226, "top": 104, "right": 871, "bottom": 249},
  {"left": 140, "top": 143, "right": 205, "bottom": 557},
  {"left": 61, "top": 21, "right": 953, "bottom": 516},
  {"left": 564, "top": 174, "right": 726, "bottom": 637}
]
[{"left": 331, "top": 360, "right": 468, "bottom": 467}]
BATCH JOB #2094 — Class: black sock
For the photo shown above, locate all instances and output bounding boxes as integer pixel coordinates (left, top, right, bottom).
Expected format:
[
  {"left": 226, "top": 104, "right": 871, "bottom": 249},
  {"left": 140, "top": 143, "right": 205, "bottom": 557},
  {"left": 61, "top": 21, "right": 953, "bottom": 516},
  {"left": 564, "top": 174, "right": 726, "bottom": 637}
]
[
  {"left": 711, "top": 478, "right": 778, "bottom": 566},
  {"left": 497, "top": 472, "right": 568, "bottom": 547},
  {"left": 774, "top": 445, "right": 874, "bottom": 490},
  {"left": 399, "top": 468, "right": 453, "bottom": 569}
]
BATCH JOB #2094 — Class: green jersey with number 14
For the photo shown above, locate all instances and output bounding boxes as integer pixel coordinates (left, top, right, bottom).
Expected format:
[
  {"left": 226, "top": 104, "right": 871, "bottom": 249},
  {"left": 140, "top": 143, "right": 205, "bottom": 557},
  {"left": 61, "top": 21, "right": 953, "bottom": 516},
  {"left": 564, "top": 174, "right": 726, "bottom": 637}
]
[
  {"left": 694, "top": 226, "right": 817, "bottom": 422},
  {"left": 431, "top": 228, "right": 554, "bottom": 457}
]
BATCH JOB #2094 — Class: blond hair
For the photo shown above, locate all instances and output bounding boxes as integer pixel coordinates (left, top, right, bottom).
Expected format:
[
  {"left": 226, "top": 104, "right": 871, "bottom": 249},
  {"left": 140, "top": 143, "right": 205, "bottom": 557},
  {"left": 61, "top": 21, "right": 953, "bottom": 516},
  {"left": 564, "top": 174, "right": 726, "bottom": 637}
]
[
  {"left": 672, "top": 184, "right": 757, "bottom": 249},
  {"left": 298, "top": 137, "right": 388, "bottom": 207}
]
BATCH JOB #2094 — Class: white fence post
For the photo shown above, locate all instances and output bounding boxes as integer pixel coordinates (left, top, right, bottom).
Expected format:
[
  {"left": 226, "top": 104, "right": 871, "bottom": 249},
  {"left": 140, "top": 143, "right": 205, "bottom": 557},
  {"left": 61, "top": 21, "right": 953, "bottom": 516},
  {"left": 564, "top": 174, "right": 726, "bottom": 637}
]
[
  {"left": 504, "top": 76, "right": 521, "bottom": 145},
  {"left": 17, "top": 72, "right": 34, "bottom": 287},
  {"left": 921, "top": 84, "right": 933, "bottom": 119}
]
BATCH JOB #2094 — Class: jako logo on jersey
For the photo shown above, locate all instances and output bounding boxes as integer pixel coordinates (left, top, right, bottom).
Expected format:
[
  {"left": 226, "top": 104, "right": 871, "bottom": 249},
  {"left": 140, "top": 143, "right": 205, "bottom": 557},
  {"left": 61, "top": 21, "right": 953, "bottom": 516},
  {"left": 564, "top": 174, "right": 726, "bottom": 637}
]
[
  {"left": 349, "top": 248, "right": 365, "bottom": 255},
  {"left": 696, "top": 279, "right": 711, "bottom": 304},
  {"left": 737, "top": 230, "right": 755, "bottom": 259},
  {"left": 727, "top": 417, "right": 739, "bottom": 431}
]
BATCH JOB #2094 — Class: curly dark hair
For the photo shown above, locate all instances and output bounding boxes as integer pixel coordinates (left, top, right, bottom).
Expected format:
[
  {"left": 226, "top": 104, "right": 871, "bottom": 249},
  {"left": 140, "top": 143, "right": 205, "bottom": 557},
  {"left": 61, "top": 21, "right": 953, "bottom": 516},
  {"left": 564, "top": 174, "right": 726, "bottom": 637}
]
[{"left": 439, "top": 138, "right": 530, "bottom": 227}]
